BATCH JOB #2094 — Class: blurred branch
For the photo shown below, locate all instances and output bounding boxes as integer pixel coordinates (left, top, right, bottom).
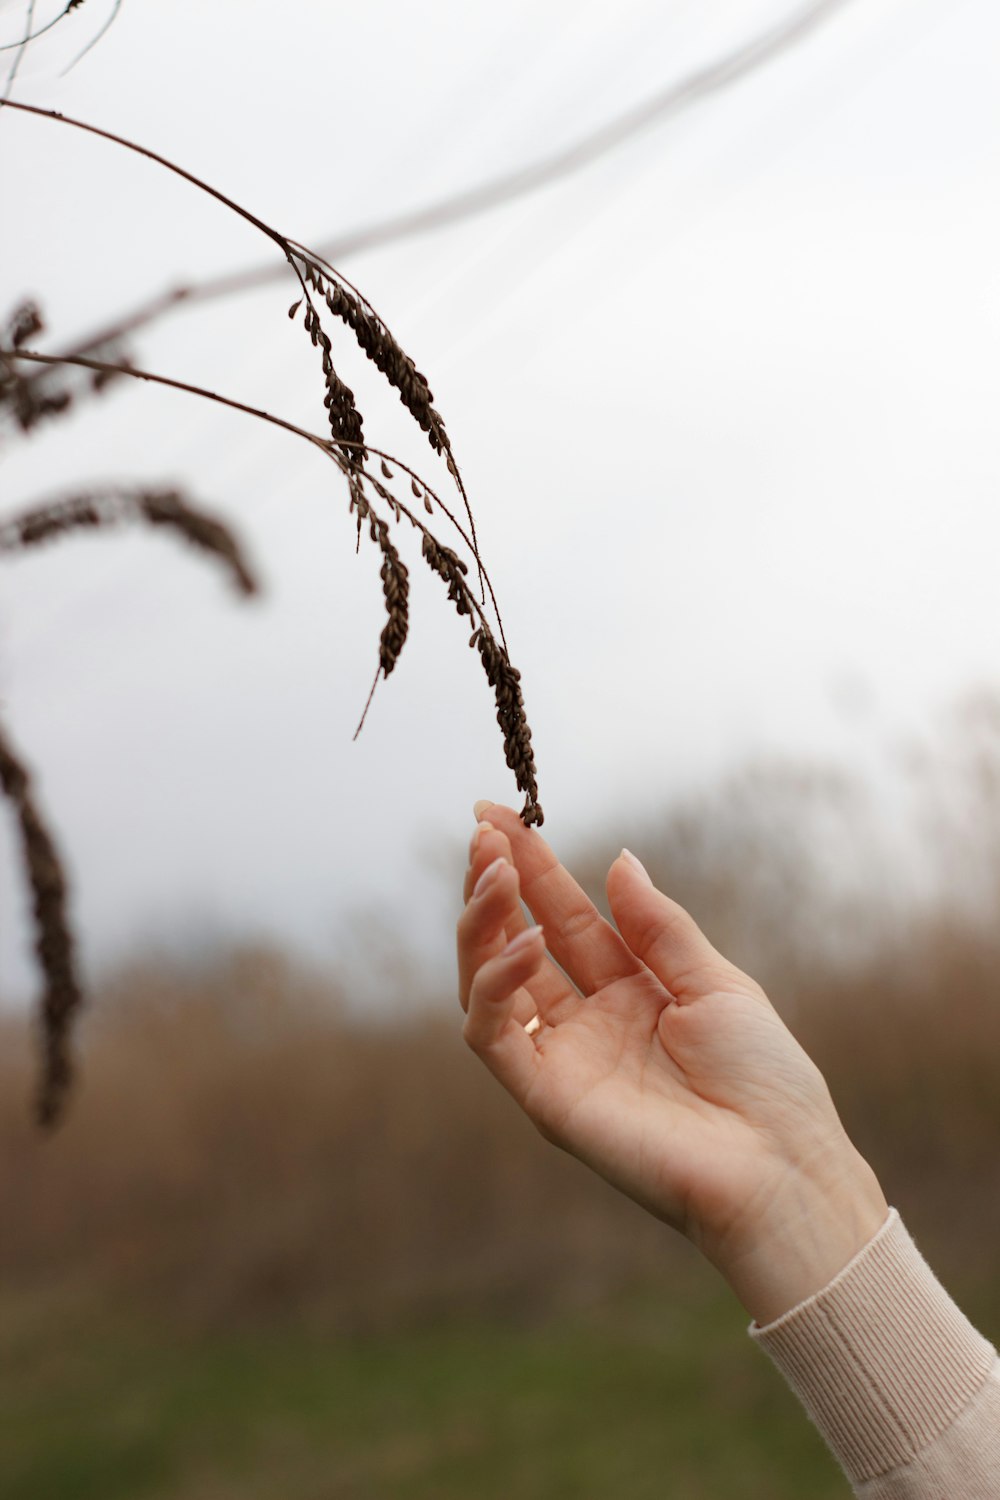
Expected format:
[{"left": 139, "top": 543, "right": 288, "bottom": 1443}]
[
  {"left": 301, "top": 0, "right": 855, "bottom": 263},
  {"left": 0, "top": 0, "right": 115, "bottom": 91},
  {"left": 0, "top": 0, "right": 85, "bottom": 54},
  {"left": 1, "top": 0, "right": 856, "bottom": 350},
  {"left": 1, "top": 0, "right": 36, "bottom": 102},
  {"left": 62, "top": 0, "right": 121, "bottom": 74}
]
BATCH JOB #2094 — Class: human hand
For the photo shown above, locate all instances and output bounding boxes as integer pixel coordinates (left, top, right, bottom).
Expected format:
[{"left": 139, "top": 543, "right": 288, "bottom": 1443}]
[{"left": 457, "top": 802, "right": 888, "bottom": 1325}]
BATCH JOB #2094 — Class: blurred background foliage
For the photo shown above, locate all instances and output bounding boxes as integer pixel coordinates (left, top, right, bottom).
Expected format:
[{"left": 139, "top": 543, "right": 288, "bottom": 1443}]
[{"left": 3, "top": 697, "right": 1000, "bottom": 1497}]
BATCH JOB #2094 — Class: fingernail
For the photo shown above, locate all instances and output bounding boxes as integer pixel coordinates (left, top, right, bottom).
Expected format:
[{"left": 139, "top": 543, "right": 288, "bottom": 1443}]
[
  {"left": 473, "top": 799, "right": 494, "bottom": 821},
  {"left": 502, "top": 926, "right": 544, "bottom": 959},
  {"left": 469, "top": 821, "right": 493, "bottom": 860},
  {"left": 472, "top": 856, "right": 506, "bottom": 899},
  {"left": 621, "top": 848, "right": 652, "bottom": 883}
]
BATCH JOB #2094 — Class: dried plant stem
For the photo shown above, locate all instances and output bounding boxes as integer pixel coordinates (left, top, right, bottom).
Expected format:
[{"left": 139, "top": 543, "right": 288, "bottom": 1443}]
[
  {"left": 290, "top": 263, "right": 367, "bottom": 472},
  {"left": 2, "top": 343, "right": 542, "bottom": 823},
  {"left": 346, "top": 474, "right": 541, "bottom": 824},
  {"left": 0, "top": 715, "right": 81, "bottom": 1127},
  {"left": 5, "top": 345, "right": 334, "bottom": 456},
  {"left": 294, "top": 254, "right": 482, "bottom": 596},
  {"left": 2, "top": 345, "right": 505, "bottom": 644},
  {"left": 0, "top": 99, "right": 287, "bottom": 247},
  {"left": 0, "top": 42, "right": 546, "bottom": 1134},
  {"left": 0, "top": 98, "right": 483, "bottom": 590}
]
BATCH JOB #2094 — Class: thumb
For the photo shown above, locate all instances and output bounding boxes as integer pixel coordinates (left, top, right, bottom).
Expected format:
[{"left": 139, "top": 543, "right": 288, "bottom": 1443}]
[{"left": 607, "top": 850, "right": 751, "bottom": 1003}]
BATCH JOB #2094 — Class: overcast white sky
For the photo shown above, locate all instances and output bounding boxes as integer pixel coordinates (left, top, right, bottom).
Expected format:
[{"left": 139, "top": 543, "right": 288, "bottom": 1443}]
[{"left": 1, "top": 0, "right": 998, "bottom": 1000}]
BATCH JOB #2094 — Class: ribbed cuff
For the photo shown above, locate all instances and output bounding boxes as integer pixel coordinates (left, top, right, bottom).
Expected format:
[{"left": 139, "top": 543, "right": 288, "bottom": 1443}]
[{"left": 749, "top": 1208, "right": 997, "bottom": 1485}]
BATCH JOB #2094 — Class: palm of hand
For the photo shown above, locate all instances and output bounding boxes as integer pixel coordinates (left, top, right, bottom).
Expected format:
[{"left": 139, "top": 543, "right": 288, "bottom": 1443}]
[
  {"left": 458, "top": 806, "right": 839, "bottom": 1251},
  {"left": 531, "top": 973, "right": 831, "bottom": 1239}
]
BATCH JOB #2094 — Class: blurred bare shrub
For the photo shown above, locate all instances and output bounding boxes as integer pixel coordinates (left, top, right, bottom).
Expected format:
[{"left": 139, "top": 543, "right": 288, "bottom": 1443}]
[
  {"left": 3, "top": 707, "right": 1000, "bottom": 1332},
  {"left": 0, "top": 948, "right": 670, "bottom": 1334},
  {"left": 574, "top": 759, "right": 887, "bottom": 995}
]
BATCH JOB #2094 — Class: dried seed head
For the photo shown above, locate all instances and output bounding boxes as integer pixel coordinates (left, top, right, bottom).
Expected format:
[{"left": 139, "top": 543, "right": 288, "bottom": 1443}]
[
  {"left": 0, "top": 481, "right": 262, "bottom": 1127},
  {"left": 418, "top": 531, "right": 542, "bottom": 826},
  {"left": 297, "top": 294, "right": 367, "bottom": 470},
  {"left": 297, "top": 259, "right": 485, "bottom": 602},
  {"left": 474, "top": 626, "right": 544, "bottom": 827},
  {"left": 0, "top": 716, "right": 83, "bottom": 1128},
  {"left": 302, "top": 263, "right": 455, "bottom": 469},
  {"left": 0, "top": 487, "right": 258, "bottom": 597},
  {"left": 374, "top": 520, "right": 409, "bottom": 678},
  {"left": 1, "top": 341, "right": 74, "bottom": 436},
  {"left": 5, "top": 301, "right": 44, "bottom": 350},
  {"left": 138, "top": 490, "right": 258, "bottom": 595},
  {"left": 2, "top": 315, "right": 131, "bottom": 439}
]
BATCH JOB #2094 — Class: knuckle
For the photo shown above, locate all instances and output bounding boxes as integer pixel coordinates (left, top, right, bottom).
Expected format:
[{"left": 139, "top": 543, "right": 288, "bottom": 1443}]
[
  {"left": 631, "top": 898, "right": 687, "bottom": 956},
  {"left": 559, "top": 904, "right": 600, "bottom": 943},
  {"left": 462, "top": 1013, "right": 484, "bottom": 1054},
  {"left": 455, "top": 903, "right": 477, "bottom": 942}
]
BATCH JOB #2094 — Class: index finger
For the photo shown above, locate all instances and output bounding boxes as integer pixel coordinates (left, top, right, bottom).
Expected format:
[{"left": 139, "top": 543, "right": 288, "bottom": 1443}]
[
  {"left": 473, "top": 802, "right": 643, "bottom": 996},
  {"left": 458, "top": 822, "right": 577, "bottom": 1021}
]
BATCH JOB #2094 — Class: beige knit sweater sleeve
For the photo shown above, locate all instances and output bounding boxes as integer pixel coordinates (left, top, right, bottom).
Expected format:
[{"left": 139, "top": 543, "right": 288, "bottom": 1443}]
[{"left": 750, "top": 1209, "right": 1000, "bottom": 1497}]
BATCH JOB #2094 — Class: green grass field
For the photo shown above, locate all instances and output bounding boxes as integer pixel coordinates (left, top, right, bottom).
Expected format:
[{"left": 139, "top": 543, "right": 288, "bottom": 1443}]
[{"left": 0, "top": 1278, "right": 857, "bottom": 1500}]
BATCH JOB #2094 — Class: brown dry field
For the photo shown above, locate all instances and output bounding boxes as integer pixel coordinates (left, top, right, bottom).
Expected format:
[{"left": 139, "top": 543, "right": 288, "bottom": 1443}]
[{"left": 3, "top": 740, "right": 1000, "bottom": 1335}]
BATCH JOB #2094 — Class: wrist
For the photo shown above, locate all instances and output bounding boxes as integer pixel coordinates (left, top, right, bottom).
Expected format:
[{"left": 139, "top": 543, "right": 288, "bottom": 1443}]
[{"left": 703, "top": 1142, "right": 889, "bottom": 1327}]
